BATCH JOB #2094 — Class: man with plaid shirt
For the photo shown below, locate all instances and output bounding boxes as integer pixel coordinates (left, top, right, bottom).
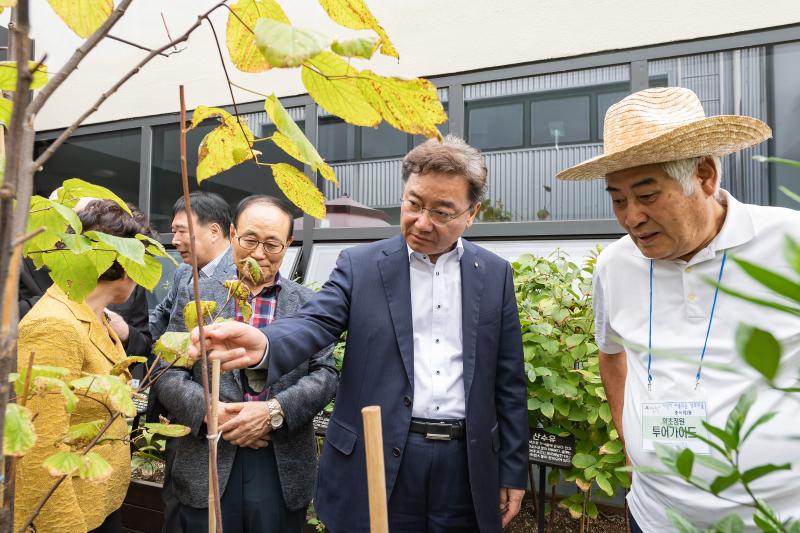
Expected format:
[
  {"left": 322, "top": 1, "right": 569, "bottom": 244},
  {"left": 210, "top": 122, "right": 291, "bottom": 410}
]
[{"left": 154, "top": 195, "right": 337, "bottom": 533}]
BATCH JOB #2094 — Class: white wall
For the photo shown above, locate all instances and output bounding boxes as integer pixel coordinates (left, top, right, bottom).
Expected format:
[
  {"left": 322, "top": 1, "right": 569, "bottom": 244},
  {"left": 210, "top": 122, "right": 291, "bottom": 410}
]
[{"left": 9, "top": 0, "right": 800, "bottom": 131}]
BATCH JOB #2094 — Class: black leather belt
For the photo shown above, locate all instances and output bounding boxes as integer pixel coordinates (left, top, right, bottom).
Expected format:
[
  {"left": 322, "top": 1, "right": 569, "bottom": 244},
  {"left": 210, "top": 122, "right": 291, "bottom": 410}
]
[{"left": 409, "top": 418, "right": 465, "bottom": 440}]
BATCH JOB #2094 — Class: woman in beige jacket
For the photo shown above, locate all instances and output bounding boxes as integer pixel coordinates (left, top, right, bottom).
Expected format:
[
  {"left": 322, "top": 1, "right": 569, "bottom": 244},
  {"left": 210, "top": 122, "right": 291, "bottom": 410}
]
[{"left": 16, "top": 200, "right": 156, "bottom": 533}]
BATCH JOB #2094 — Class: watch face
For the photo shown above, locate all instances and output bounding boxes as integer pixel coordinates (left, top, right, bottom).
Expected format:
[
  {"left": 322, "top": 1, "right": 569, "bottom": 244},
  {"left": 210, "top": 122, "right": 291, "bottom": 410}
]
[{"left": 271, "top": 413, "right": 284, "bottom": 428}]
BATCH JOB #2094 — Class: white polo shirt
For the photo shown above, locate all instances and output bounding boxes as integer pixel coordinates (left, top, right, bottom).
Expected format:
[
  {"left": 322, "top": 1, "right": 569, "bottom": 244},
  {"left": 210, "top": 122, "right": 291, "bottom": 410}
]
[{"left": 594, "top": 190, "right": 800, "bottom": 531}]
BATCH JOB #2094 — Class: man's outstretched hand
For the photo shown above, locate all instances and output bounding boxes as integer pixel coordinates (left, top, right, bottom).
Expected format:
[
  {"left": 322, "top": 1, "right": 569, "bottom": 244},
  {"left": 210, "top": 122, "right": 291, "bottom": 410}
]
[{"left": 189, "top": 321, "right": 268, "bottom": 371}]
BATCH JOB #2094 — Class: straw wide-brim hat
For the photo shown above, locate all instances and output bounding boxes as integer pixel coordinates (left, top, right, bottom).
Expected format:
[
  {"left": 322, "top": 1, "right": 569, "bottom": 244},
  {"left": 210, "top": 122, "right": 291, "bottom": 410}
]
[{"left": 555, "top": 87, "right": 772, "bottom": 181}]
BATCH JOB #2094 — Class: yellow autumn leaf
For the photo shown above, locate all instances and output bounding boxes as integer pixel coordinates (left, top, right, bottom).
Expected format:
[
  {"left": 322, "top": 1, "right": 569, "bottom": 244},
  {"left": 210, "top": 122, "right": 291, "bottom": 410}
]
[
  {"left": 357, "top": 70, "right": 447, "bottom": 139},
  {"left": 263, "top": 95, "right": 337, "bottom": 184},
  {"left": 0, "top": 0, "right": 16, "bottom": 14},
  {"left": 226, "top": 0, "right": 289, "bottom": 73},
  {"left": 0, "top": 61, "right": 49, "bottom": 91},
  {"left": 331, "top": 35, "right": 379, "bottom": 59},
  {"left": 47, "top": 0, "right": 112, "bottom": 39},
  {"left": 318, "top": 0, "right": 398, "bottom": 59},
  {"left": 191, "top": 106, "right": 255, "bottom": 183},
  {"left": 254, "top": 19, "right": 330, "bottom": 68},
  {"left": 271, "top": 163, "right": 326, "bottom": 219},
  {"left": 0, "top": 97, "right": 12, "bottom": 127},
  {"left": 302, "top": 52, "right": 380, "bottom": 127}
]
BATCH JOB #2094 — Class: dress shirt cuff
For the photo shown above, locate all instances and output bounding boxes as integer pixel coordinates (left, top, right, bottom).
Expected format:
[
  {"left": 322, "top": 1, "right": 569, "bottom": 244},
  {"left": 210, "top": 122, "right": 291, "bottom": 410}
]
[{"left": 249, "top": 336, "right": 269, "bottom": 370}]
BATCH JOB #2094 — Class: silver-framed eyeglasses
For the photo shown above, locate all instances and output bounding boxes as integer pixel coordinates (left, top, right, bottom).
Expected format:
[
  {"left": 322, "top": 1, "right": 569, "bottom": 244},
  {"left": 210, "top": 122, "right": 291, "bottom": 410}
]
[
  {"left": 235, "top": 234, "right": 286, "bottom": 255},
  {"left": 401, "top": 198, "right": 473, "bottom": 226}
]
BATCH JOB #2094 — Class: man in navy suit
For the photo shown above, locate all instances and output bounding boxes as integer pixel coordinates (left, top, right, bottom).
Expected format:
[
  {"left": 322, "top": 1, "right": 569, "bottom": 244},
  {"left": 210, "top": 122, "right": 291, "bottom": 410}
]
[{"left": 190, "top": 135, "right": 529, "bottom": 532}]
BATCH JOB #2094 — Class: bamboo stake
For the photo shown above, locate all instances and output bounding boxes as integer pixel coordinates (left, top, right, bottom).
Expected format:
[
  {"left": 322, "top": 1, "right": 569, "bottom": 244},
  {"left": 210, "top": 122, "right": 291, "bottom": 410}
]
[
  {"left": 361, "top": 406, "right": 388, "bottom": 533},
  {"left": 208, "top": 360, "right": 220, "bottom": 528},
  {"left": 178, "top": 85, "right": 222, "bottom": 533}
]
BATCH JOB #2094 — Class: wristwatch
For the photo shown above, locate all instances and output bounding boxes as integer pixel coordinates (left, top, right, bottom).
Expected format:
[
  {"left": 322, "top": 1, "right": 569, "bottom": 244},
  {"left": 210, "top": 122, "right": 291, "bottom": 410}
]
[{"left": 267, "top": 398, "right": 284, "bottom": 430}]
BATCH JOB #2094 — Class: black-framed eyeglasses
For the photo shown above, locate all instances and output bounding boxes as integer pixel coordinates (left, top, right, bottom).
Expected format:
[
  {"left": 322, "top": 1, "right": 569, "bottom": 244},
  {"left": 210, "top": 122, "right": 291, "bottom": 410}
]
[
  {"left": 401, "top": 198, "right": 473, "bottom": 226},
  {"left": 235, "top": 234, "right": 286, "bottom": 255}
]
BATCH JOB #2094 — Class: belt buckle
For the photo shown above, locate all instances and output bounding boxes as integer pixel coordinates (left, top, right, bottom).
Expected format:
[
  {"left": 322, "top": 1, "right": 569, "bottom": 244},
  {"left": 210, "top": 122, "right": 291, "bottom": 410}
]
[{"left": 425, "top": 431, "right": 452, "bottom": 441}]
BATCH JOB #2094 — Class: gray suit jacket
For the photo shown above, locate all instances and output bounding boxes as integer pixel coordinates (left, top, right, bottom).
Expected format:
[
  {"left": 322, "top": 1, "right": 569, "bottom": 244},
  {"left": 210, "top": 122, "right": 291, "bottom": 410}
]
[
  {"left": 152, "top": 258, "right": 337, "bottom": 510},
  {"left": 149, "top": 263, "right": 191, "bottom": 342}
]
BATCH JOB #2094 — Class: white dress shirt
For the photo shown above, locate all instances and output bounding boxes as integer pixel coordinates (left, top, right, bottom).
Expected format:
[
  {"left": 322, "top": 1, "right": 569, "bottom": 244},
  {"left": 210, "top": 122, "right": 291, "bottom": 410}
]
[{"left": 408, "top": 238, "right": 466, "bottom": 419}]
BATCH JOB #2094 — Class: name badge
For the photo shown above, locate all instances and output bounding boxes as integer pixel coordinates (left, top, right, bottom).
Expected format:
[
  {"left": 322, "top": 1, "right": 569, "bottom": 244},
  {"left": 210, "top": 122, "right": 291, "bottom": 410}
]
[{"left": 641, "top": 400, "right": 710, "bottom": 455}]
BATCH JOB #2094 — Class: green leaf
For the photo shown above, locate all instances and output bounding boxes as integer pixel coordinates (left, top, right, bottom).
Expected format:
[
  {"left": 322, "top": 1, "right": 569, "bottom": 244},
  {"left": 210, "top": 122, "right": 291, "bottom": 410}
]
[
  {"left": 666, "top": 508, "right": 702, "bottom": 533},
  {"left": 675, "top": 448, "right": 694, "bottom": 480},
  {"left": 703, "top": 421, "right": 738, "bottom": 452},
  {"left": 785, "top": 236, "right": 800, "bottom": 274},
  {"left": 46, "top": 0, "right": 111, "bottom": 38},
  {"left": 43, "top": 250, "right": 99, "bottom": 301},
  {"left": 55, "top": 178, "right": 130, "bottom": 213},
  {"left": 85, "top": 231, "right": 145, "bottom": 265},
  {"left": 264, "top": 94, "right": 337, "bottom": 183},
  {"left": 118, "top": 254, "right": 162, "bottom": 292},
  {"left": 270, "top": 163, "right": 326, "bottom": 219},
  {"left": 83, "top": 248, "right": 117, "bottom": 279},
  {"left": 33, "top": 376, "right": 78, "bottom": 413},
  {"left": 0, "top": 60, "right": 48, "bottom": 90},
  {"left": 11, "top": 364, "right": 70, "bottom": 398},
  {"left": 110, "top": 356, "right": 148, "bottom": 377},
  {"left": 599, "top": 440, "right": 623, "bottom": 455},
  {"left": 731, "top": 256, "right": 800, "bottom": 304},
  {"left": 78, "top": 451, "right": 113, "bottom": 481},
  {"left": 184, "top": 300, "right": 218, "bottom": 331},
  {"left": 595, "top": 472, "right": 614, "bottom": 496},
  {"left": 735, "top": 325, "right": 781, "bottom": 382},
  {"left": 694, "top": 454, "right": 734, "bottom": 475},
  {"left": 716, "top": 284, "right": 800, "bottom": 317},
  {"left": 143, "top": 422, "right": 191, "bottom": 438},
  {"left": 724, "top": 386, "right": 757, "bottom": 449},
  {"left": 713, "top": 513, "right": 745, "bottom": 533},
  {"left": 585, "top": 500, "right": 598, "bottom": 519},
  {"left": 539, "top": 400, "right": 554, "bottom": 419},
  {"left": 225, "top": 0, "right": 289, "bottom": 73},
  {"left": 61, "top": 419, "right": 105, "bottom": 446},
  {"left": 598, "top": 403, "right": 612, "bottom": 424},
  {"left": 153, "top": 332, "right": 193, "bottom": 368},
  {"left": 565, "top": 333, "right": 586, "bottom": 348},
  {"left": 571, "top": 453, "right": 597, "bottom": 469},
  {"left": 42, "top": 450, "right": 83, "bottom": 477},
  {"left": 4, "top": 403, "right": 36, "bottom": 456},
  {"left": 70, "top": 374, "right": 136, "bottom": 417},
  {"left": 50, "top": 201, "right": 83, "bottom": 233},
  {"left": 752, "top": 155, "right": 800, "bottom": 168},
  {"left": 58, "top": 233, "right": 93, "bottom": 254},
  {"left": 331, "top": 35, "right": 379, "bottom": 59},
  {"left": 240, "top": 301, "right": 253, "bottom": 323},
  {"left": 254, "top": 18, "right": 330, "bottom": 68},
  {"left": 742, "top": 412, "right": 778, "bottom": 444},
  {"left": 709, "top": 471, "right": 740, "bottom": 495},
  {"left": 740, "top": 463, "right": 791, "bottom": 484}
]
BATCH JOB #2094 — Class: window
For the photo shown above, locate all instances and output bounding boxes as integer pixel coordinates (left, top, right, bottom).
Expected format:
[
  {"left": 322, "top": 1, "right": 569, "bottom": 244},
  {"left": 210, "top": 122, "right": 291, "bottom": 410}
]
[
  {"left": 34, "top": 129, "right": 141, "bottom": 204},
  {"left": 531, "top": 95, "right": 591, "bottom": 146},
  {"left": 150, "top": 114, "right": 304, "bottom": 233},
  {"left": 361, "top": 122, "right": 408, "bottom": 159},
  {"left": 596, "top": 90, "right": 628, "bottom": 140},
  {"left": 318, "top": 119, "right": 356, "bottom": 162},
  {"left": 467, "top": 102, "right": 524, "bottom": 150}
]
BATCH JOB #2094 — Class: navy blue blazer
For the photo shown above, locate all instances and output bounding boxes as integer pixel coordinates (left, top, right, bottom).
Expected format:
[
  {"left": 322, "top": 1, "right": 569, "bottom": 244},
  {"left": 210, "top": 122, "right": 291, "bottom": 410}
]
[{"left": 258, "top": 235, "right": 528, "bottom": 533}]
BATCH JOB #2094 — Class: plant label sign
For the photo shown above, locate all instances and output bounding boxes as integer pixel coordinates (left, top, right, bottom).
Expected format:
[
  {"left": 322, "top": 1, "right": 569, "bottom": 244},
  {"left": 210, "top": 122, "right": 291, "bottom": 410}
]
[
  {"left": 528, "top": 429, "right": 575, "bottom": 469},
  {"left": 313, "top": 412, "right": 330, "bottom": 437}
]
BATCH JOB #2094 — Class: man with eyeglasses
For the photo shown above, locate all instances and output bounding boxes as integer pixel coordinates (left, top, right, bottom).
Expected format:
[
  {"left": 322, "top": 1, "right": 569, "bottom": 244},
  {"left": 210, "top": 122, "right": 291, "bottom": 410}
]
[
  {"left": 188, "top": 136, "right": 529, "bottom": 533},
  {"left": 153, "top": 195, "right": 337, "bottom": 532}
]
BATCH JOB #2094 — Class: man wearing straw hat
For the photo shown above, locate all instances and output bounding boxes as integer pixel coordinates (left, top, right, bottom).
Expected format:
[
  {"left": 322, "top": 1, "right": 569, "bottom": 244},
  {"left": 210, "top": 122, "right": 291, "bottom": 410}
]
[{"left": 557, "top": 87, "right": 800, "bottom": 531}]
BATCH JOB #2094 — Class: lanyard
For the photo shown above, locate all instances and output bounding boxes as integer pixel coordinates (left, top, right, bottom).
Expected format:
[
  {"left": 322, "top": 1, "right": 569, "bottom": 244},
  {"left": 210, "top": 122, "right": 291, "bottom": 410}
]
[{"left": 647, "top": 251, "right": 727, "bottom": 391}]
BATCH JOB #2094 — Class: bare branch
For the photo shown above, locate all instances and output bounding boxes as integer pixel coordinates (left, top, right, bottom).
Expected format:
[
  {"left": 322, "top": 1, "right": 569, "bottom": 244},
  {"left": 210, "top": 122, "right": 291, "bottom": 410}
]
[
  {"left": 11, "top": 227, "right": 44, "bottom": 248},
  {"left": 27, "top": 0, "right": 135, "bottom": 118},
  {"left": 106, "top": 34, "right": 169, "bottom": 57},
  {"left": 229, "top": 80, "right": 269, "bottom": 98},
  {"left": 160, "top": 12, "right": 178, "bottom": 51},
  {"left": 31, "top": 0, "right": 230, "bottom": 174}
]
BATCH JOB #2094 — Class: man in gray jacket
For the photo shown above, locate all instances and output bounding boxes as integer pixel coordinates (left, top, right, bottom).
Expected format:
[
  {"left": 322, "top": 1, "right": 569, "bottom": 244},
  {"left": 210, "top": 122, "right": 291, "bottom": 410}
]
[{"left": 153, "top": 195, "right": 337, "bottom": 533}]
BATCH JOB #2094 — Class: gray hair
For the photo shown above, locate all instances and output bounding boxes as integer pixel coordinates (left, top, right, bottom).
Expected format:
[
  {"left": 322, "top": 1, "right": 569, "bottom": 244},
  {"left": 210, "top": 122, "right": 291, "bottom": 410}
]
[
  {"left": 402, "top": 134, "right": 488, "bottom": 204},
  {"left": 660, "top": 156, "right": 722, "bottom": 196}
]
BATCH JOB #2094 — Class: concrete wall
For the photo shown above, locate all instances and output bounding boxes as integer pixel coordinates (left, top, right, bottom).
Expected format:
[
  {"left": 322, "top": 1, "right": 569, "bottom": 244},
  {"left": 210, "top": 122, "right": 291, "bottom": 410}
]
[{"left": 7, "top": 0, "right": 800, "bottom": 131}]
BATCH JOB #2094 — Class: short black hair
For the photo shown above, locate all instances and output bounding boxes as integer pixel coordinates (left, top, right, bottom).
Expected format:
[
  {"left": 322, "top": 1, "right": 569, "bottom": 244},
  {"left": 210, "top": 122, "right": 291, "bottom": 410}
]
[
  {"left": 172, "top": 191, "right": 232, "bottom": 230},
  {"left": 233, "top": 195, "right": 294, "bottom": 242}
]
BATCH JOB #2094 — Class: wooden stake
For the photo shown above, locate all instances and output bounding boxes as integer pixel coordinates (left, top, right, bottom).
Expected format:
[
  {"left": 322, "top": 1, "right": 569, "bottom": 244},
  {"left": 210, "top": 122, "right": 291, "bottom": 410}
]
[
  {"left": 208, "top": 359, "right": 220, "bottom": 528},
  {"left": 361, "top": 406, "right": 388, "bottom": 533}
]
